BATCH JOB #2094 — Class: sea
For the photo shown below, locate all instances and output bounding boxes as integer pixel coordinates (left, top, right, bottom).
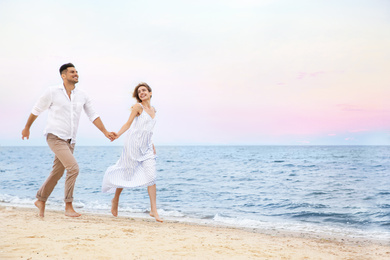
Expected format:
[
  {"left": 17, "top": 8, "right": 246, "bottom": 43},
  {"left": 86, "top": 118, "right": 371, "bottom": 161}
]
[{"left": 1, "top": 145, "right": 389, "bottom": 243}]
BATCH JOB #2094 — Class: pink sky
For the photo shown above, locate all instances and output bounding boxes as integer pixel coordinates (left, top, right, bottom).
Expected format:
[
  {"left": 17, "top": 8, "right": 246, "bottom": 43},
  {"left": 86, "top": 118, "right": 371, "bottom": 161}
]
[{"left": 0, "top": 0, "right": 389, "bottom": 145}]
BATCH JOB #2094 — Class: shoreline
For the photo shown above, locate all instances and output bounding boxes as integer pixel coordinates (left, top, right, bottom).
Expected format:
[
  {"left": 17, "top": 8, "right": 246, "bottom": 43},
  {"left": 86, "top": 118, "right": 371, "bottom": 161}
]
[
  {"left": 1, "top": 206, "right": 389, "bottom": 259},
  {"left": 2, "top": 202, "right": 389, "bottom": 246}
]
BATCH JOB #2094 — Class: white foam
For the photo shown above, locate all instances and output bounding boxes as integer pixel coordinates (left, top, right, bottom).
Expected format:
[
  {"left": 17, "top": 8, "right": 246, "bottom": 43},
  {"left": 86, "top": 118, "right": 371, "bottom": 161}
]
[
  {"left": 0, "top": 194, "right": 35, "bottom": 206},
  {"left": 212, "top": 214, "right": 390, "bottom": 242},
  {"left": 158, "top": 209, "right": 185, "bottom": 217},
  {"left": 214, "top": 214, "right": 269, "bottom": 228}
]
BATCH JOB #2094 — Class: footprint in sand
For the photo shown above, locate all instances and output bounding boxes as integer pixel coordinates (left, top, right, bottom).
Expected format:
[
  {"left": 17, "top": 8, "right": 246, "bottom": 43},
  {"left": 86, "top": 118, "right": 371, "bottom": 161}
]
[{"left": 122, "top": 228, "right": 134, "bottom": 233}]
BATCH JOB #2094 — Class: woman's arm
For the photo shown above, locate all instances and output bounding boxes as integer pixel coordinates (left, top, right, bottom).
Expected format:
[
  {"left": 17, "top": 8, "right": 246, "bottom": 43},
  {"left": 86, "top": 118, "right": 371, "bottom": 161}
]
[{"left": 116, "top": 104, "right": 142, "bottom": 138}]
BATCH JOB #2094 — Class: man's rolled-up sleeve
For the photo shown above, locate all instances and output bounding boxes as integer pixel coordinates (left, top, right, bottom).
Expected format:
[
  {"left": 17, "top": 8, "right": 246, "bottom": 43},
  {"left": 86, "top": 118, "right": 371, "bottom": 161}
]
[
  {"left": 84, "top": 95, "right": 100, "bottom": 122},
  {"left": 31, "top": 88, "right": 52, "bottom": 116}
]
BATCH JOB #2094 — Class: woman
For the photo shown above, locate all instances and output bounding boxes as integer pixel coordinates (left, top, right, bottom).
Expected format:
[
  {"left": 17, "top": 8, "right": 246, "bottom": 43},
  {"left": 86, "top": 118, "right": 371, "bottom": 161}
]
[{"left": 102, "top": 82, "right": 162, "bottom": 222}]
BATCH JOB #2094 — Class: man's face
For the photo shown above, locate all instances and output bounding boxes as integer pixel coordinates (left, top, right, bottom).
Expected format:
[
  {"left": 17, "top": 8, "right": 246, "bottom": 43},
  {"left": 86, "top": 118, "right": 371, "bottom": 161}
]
[{"left": 62, "top": 67, "right": 79, "bottom": 84}]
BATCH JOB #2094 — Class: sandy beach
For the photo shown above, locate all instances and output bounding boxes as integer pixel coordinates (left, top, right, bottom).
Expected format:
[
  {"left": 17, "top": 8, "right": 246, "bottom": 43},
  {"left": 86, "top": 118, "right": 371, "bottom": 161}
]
[{"left": 1, "top": 206, "right": 389, "bottom": 260}]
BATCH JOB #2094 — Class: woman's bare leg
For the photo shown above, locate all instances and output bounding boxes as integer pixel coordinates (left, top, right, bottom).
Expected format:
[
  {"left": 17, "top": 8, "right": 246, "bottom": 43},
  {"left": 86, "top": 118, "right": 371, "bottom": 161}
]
[
  {"left": 111, "top": 188, "right": 123, "bottom": 217},
  {"left": 148, "top": 184, "right": 163, "bottom": 222}
]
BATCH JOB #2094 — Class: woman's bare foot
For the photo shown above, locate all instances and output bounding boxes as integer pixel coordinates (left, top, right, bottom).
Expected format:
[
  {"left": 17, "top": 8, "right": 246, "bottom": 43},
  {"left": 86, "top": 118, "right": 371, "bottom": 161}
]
[
  {"left": 150, "top": 211, "right": 163, "bottom": 222},
  {"left": 65, "top": 202, "right": 81, "bottom": 217},
  {"left": 34, "top": 200, "right": 45, "bottom": 218},
  {"left": 111, "top": 199, "right": 119, "bottom": 217}
]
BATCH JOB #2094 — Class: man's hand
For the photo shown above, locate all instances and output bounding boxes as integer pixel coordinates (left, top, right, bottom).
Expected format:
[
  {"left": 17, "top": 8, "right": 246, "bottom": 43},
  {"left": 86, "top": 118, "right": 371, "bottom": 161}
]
[
  {"left": 22, "top": 114, "right": 38, "bottom": 140},
  {"left": 22, "top": 128, "right": 30, "bottom": 140}
]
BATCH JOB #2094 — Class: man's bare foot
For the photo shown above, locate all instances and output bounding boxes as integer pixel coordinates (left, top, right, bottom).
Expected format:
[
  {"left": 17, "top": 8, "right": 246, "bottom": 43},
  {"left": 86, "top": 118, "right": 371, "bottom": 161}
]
[
  {"left": 150, "top": 211, "right": 163, "bottom": 222},
  {"left": 34, "top": 200, "right": 45, "bottom": 218},
  {"left": 65, "top": 210, "right": 82, "bottom": 217},
  {"left": 65, "top": 202, "right": 81, "bottom": 217},
  {"left": 111, "top": 199, "right": 119, "bottom": 217}
]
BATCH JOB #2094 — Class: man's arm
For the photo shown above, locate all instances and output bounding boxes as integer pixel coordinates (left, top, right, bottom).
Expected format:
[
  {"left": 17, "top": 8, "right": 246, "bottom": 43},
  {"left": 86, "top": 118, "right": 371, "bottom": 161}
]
[
  {"left": 22, "top": 87, "right": 52, "bottom": 140},
  {"left": 93, "top": 117, "right": 116, "bottom": 141},
  {"left": 22, "top": 114, "right": 38, "bottom": 140}
]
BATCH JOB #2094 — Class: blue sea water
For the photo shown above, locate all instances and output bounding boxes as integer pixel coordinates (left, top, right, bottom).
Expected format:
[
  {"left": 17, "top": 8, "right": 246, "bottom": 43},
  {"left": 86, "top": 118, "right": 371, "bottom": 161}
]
[{"left": 1, "top": 145, "right": 389, "bottom": 242}]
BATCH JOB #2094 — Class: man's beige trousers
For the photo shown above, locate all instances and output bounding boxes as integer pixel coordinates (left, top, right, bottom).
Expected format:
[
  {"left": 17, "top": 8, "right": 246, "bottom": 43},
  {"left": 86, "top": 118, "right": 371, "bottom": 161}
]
[{"left": 36, "top": 133, "right": 79, "bottom": 203}]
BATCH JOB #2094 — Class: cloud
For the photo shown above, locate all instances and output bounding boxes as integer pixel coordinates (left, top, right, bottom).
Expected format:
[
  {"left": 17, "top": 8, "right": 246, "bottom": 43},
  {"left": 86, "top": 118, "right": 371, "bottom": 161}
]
[{"left": 337, "top": 104, "right": 388, "bottom": 114}]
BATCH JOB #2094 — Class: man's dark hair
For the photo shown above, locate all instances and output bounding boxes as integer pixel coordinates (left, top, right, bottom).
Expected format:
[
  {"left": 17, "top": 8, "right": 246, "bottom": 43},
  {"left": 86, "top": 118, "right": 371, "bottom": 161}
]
[{"left": 59, "top": 63, "right": 75, "bottom": 75}]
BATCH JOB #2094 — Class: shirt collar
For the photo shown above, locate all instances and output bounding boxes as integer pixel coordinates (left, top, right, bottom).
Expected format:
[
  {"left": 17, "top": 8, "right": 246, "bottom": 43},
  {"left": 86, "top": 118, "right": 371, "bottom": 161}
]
[{"left": 59, "top": 84, "right": 77, "bottom": 93}]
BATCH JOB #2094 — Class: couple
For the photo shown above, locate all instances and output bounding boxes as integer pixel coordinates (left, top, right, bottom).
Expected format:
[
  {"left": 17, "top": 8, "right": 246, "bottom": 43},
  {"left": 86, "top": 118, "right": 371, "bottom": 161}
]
[{"left": 21, "top": 63, "right": 162, "bottom": 222}]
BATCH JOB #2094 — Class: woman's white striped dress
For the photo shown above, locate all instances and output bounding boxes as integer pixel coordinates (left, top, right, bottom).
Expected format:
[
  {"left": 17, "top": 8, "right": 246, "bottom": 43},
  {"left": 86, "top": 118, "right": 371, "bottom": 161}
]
[{"left": 102, "top": 104, "right": 157, "bottom": 193}]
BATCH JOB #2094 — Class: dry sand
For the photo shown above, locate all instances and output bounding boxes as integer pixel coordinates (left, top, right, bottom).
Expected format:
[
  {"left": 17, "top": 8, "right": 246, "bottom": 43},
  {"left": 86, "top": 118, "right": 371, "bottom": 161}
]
[{"left": 1, "top": 206, "right": 389, "bottom": 259}]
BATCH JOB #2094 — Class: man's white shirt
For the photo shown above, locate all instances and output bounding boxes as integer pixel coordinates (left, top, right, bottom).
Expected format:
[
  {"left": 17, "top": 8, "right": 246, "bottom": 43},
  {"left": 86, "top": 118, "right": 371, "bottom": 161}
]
[{"left": 32, "top": 85, "right": 99, "bottom": 144}]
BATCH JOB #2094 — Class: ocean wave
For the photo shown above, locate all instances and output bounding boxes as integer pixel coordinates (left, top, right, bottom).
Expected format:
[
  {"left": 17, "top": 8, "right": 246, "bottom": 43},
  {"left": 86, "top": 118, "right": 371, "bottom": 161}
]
[
  {"left": 286, "top": 203, "right": 328, "bottom": 209},
  {"left": 0, "top": 194, "right": 64, "bottom": 209},
  {"left": 212, "top": 213, "right": 390, "bottom": 242},
  {"left": 0, "top": 194, "right": 35, "bottom": 205},
  {"left": 158, "top": 209, "right": 185, "bottom": 217}
]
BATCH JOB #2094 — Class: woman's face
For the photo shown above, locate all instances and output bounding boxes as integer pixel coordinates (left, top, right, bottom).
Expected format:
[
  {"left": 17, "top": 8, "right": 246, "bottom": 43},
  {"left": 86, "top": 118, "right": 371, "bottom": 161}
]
[{"left": 138, "top": 86, "right": 152, "bottom": 101}]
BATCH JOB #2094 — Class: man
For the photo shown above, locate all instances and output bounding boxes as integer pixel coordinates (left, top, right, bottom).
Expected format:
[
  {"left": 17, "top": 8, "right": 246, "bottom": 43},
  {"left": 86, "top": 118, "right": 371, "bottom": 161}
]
[{"left": 21, "top": 63, "right": 115, "bottom": 217}]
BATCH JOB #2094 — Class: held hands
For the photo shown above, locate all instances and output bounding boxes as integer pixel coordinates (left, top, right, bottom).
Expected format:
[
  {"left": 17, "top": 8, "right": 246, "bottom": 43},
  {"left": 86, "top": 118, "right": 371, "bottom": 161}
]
[{"left": 106, "top": 132, "right": 119, "bottom": 142}]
